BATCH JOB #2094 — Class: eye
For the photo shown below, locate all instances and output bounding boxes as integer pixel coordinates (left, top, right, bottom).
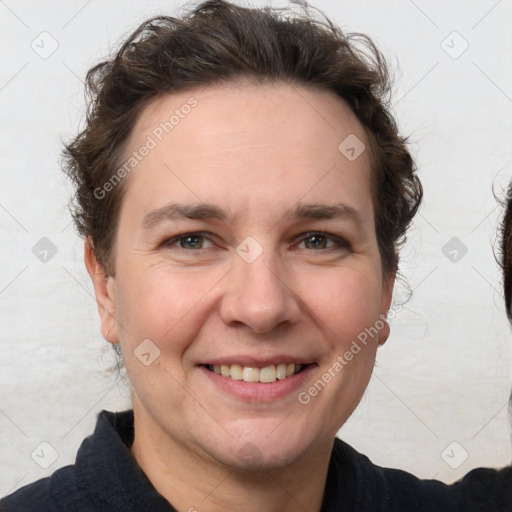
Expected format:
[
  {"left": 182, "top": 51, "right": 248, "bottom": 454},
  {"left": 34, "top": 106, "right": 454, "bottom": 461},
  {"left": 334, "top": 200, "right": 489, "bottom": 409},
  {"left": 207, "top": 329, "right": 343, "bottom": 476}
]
[
  {"left": 180, "top": 234, "right": 204, "bottom": 249},
  {"left": 296, "top": 232, "right": 349, "bottom": 251},
  {"left": 162, "top": 232, "right": 213, "bottom": 250}
]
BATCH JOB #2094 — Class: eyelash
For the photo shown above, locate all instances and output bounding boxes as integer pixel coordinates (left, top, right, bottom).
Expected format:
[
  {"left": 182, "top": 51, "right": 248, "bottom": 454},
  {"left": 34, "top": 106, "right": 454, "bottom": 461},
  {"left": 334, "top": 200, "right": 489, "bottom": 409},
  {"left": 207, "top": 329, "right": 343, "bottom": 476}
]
[{"left": 161, "top": 231, "right": 350, "bottom": 252}]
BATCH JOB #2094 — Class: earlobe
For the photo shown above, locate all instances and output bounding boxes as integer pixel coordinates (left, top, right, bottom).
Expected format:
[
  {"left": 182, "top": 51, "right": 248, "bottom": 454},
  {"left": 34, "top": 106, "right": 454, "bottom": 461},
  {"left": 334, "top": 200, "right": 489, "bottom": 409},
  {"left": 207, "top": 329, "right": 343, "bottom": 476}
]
[
  {"left": 84, "top": 239, "right": 119, "bottom": 344},
  {"left": 378, "top": 319, "right": 390, "bottom": 345},
  {"left": 378, "top": 273, "right": 395, "bottom": 346}
]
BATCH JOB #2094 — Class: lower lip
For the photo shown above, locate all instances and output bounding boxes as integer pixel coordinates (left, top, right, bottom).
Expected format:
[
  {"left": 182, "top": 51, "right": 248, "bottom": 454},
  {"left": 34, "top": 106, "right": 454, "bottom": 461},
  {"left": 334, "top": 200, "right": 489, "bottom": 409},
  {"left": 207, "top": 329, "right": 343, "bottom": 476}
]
[{"left": 198, "top": 365, "right": 315, "bottom": 402}]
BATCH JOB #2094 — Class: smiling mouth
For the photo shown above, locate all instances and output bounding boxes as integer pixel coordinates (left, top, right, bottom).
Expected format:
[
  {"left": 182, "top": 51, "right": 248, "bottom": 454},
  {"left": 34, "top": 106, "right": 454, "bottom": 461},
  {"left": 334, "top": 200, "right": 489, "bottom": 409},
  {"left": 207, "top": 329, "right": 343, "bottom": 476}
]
[{"left": 205, "top": 363, "right": 307, "bottom": 383}]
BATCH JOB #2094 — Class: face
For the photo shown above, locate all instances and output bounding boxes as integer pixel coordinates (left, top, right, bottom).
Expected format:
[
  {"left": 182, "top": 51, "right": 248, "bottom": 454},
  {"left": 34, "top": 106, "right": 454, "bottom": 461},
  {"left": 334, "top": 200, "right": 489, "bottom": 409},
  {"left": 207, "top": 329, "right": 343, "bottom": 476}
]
[{"left": 88, "top": 82, "right": 393, "bottom": 470}]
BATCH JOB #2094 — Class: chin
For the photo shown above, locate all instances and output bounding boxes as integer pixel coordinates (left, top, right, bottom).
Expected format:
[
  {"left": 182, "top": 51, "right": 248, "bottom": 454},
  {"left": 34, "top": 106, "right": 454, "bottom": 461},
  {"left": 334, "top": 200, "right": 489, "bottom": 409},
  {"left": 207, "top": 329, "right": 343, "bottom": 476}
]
[
  {"left": 198, "top": 419, "right": 315, "bottom": 472},
  {"left": 211, "top": 441, "right": 306, "bottom": 472}
]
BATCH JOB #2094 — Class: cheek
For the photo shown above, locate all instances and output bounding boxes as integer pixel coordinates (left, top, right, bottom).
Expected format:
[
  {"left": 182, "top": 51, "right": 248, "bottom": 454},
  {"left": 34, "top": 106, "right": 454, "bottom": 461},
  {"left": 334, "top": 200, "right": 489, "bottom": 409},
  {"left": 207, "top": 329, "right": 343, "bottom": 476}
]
[
  {"left": 113, "top": 267, "right": 217, "bottom": 405},
  {"left": 114, "top": 263, "right": 226, "bottom": 352},
  {"left": 298, "top": 266, "right": 383, "bottom": 345}
]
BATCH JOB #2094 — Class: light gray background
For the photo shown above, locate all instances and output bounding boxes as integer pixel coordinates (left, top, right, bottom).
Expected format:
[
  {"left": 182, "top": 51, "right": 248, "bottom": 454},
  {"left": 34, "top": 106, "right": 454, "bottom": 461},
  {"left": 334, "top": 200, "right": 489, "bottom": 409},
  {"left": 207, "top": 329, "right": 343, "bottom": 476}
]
[{"left": 1, "top": 0, "right": 511, "bottom": 497}]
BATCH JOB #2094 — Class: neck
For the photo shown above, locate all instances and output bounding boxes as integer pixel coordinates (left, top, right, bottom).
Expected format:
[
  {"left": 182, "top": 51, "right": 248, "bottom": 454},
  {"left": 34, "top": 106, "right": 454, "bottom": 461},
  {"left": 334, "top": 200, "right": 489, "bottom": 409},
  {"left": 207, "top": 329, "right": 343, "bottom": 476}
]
[{"left": 130, "top": 407, "right": 333, "bottom": 512}]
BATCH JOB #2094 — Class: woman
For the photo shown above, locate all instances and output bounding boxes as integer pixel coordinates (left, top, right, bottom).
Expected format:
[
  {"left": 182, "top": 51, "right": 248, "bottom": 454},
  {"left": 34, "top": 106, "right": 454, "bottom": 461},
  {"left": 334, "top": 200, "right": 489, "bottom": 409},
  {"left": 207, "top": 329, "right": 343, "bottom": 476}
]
[{"left": 1, "top": 1, "right": 510, "bottom": 510}]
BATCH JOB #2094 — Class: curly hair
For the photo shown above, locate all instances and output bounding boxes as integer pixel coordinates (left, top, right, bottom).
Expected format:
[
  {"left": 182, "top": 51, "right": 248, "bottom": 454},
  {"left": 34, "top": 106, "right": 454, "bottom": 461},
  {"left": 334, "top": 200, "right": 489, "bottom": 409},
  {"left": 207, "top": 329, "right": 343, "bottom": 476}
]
[
  {"left": 500, "top": 184, "right": 512, "bottom": 319},
  {"left": 63, "top": 0, "right": 422, "bottom": 276},
  {"left": 499, "top": 186, "right": 512, "bottom": 413}
]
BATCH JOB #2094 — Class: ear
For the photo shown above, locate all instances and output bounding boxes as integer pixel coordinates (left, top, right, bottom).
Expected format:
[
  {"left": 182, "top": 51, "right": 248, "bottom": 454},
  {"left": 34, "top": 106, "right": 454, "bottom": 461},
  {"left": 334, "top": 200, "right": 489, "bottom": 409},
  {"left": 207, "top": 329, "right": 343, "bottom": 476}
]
[
  {"left": 378, "top": 272, "right": 395, "bottom": 346},
  {"left": 84, "top": 238, "right": 119, "bottom": 344}
]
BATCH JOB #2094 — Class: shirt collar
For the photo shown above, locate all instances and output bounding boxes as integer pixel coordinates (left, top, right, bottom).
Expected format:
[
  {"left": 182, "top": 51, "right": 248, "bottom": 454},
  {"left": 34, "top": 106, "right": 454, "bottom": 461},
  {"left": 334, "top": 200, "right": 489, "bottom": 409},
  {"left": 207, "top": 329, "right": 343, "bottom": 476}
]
[
  {"left": 75, "top": 410, "right": 363, "bottom": 512},
  {"left": 75, "top": 410, "right": 176, "bottom": 511}
]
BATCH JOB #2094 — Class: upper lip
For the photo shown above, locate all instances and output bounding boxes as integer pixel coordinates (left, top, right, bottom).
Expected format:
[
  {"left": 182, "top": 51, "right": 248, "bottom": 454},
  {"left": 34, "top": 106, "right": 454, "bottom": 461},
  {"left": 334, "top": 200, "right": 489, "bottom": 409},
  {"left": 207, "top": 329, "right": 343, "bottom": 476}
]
[{"left": 200, "top": 355, "right": 315, "bottom": 367}]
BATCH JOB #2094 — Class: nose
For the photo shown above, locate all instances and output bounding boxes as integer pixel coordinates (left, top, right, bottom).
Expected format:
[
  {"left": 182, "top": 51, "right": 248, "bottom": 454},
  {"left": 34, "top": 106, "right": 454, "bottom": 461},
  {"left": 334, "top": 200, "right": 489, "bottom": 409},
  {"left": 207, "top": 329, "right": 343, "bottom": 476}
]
[{"left": 219, "top": 252, "right": 301, "bottom": 334}]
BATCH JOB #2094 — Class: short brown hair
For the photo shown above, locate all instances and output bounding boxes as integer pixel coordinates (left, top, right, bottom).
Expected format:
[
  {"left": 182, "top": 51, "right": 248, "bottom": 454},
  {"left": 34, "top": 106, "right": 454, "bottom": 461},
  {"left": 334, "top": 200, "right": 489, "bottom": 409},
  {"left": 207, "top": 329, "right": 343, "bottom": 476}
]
[
  {"left": 501, "top": 184, "right": 512, "bottom": 319},
  {"left": 63, "top": 0, "right": 422, "bottom": 275},
  {"left": 500, "top": 186, "right": 512, "bottom": 413}
]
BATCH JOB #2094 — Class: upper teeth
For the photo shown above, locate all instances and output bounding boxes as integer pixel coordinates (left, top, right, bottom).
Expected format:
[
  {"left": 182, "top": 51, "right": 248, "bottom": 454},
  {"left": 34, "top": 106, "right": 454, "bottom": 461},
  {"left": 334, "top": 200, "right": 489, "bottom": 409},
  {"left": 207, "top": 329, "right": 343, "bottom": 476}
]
[{"left": 210, "top": 363, "right": 302, "bottom": 383}]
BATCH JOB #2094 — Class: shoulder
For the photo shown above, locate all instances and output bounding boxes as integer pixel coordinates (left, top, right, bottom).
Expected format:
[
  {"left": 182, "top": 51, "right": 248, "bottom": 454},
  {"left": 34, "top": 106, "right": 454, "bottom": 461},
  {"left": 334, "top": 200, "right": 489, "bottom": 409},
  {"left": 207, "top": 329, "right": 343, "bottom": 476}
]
[
  {"left": 0, "top": 410, "right": 132, "bottom": 512},
  {"left": 328, "top": 438, "right": 512, "bottom": 512},
  {"left": 0, "top": 410, "right": 173, "bottom": 512},
  {"left": 326, "top": 438, "right": 447, "bottom": 511},
  {"left": 0, "top": 464, "right": 93, "bottom": 512},
  {"left": 451, "top": 464, "right": 512, "bottom": 511}
]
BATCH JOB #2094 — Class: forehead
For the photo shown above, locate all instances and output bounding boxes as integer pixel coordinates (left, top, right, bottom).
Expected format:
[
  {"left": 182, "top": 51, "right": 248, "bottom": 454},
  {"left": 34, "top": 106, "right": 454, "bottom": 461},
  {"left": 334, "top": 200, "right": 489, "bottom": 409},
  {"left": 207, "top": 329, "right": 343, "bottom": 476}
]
[
  {"left": 120, "top": 82, "right": 374, "bottom": 225},
  {"left": 134, "top": 81, "right": 368, "bottom": 152}
]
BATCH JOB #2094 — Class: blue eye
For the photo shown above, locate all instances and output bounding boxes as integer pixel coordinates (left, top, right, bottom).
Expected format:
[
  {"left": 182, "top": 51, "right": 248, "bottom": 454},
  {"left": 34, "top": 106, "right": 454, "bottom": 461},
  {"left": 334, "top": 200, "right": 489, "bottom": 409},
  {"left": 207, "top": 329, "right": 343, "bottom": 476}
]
[
  {"left": 303, "top": 234, "right": 329, "bottom": 249},
  {"left": 160, "top": 231, "right": 349, "bottom": 253},
  {"left": 298, "top": 232, "right": 349, "bottom": 251},
  {"left": 178, "top": 234, "right": 204, "bottom": 249},
  {"left": 162, "top": 233, "right": 212, "bottom": 250}
]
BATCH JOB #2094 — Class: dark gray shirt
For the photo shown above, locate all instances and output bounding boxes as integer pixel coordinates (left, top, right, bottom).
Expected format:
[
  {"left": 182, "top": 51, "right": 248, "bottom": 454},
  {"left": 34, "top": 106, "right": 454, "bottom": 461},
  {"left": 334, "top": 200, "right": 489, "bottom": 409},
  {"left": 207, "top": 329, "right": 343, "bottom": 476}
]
[{"left": 1, "top": 410, "right": 511, "bottom": 511}]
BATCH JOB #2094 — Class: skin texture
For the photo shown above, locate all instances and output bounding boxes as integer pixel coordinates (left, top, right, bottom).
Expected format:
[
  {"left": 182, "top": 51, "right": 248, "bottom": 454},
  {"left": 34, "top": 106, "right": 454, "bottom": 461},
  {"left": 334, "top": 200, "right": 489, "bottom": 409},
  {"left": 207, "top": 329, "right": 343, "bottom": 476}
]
[{"left": 85, "top": 82, "right": 394, "bottom": 512}]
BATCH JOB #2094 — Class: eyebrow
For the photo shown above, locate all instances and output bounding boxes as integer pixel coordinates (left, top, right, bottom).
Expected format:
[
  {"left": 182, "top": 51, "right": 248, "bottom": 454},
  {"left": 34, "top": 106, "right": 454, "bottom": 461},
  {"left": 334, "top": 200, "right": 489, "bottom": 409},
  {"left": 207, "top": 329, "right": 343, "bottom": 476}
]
[
  {"left": 142, "top": 202, "right": 363, "bottom": 230},
  {"left": 291, "top": 203, "right": 362, "bottom": 223},
  {"left": 142, "top": 203, "right": 228, "bottom": 230}
]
